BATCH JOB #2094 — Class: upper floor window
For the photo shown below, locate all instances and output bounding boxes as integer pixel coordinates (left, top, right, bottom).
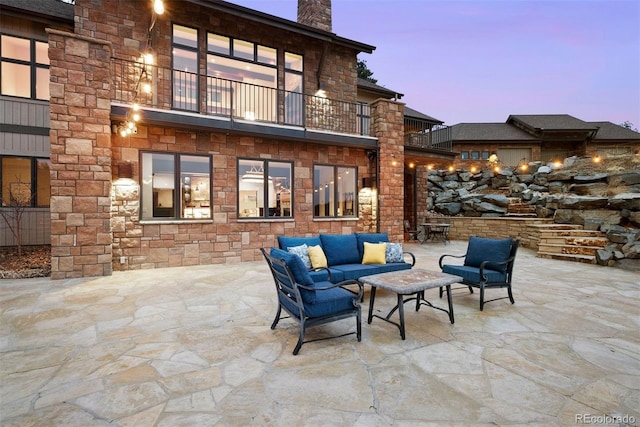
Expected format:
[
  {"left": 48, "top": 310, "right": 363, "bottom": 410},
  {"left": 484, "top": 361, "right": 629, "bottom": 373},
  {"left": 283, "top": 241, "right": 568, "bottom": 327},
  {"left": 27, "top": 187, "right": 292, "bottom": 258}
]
[
  {"left": 356, "top": 102, "right": 371, "bottom": 136},
  {"left": 460, "top": 151, "right": 469, "bottom": 160},
  {"left": 471, "top": 151, "right": 480, "bottom": 160},
  {"left": 1, "top": 35, "right": 49, "bottom": 100},
  {"left": 238, "top": 159, "right": 292, "bottom": 219},
  {"left": 481, "top": 151, "right": 490, "bottom": 160},
  {"left": 1, "top": 156, "right": 50, "bottom": 207},
  {"left": 284, "top": 52, "right": 303, "bottom": 125},
  {"left": 313, "top": 165, "right": 357, "bottom": 218},
  {"left": 172, "top": 24, "right": 199, "bottom": 111},
  {"left": 140, "top": 152, "right": 211, "bottom": 220},
  {"left": 206, "top": 32, "right": 277, "bottom": 121}
]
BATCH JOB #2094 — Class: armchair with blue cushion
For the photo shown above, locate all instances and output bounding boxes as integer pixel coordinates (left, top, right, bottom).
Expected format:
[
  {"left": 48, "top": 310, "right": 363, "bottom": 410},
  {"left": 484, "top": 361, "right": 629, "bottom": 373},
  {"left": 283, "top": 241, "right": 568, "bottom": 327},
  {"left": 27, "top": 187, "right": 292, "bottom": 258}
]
[
  {"left": 438, "top": 236, "right": 519, "bottom": 311},
  {"left": 261, "top": 247, "right": 363, "bottom": 355}
]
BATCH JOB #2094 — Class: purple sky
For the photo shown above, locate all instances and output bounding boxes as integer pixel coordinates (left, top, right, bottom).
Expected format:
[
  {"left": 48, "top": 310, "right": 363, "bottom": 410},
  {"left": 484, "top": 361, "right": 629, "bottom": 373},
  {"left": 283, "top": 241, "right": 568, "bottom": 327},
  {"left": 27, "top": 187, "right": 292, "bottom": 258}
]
[{"left": 230, "top": 0, "right": 640, "bottom": 127}]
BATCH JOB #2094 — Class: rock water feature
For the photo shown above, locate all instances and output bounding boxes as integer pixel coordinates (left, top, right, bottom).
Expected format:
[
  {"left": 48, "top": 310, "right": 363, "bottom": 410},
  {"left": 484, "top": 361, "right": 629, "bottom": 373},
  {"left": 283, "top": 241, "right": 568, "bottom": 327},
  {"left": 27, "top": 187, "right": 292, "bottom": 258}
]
[{"left": 426, "top": 155, "right": 640, "bottom": 269}]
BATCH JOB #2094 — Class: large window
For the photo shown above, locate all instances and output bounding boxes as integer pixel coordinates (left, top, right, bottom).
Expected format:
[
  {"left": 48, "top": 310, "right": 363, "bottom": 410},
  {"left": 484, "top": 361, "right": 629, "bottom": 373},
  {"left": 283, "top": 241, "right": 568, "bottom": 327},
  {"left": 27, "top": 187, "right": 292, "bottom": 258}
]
[
  {"left": 172, "top": 24, "right": 199, "bottom": 111},
  {"left": 313, "top": 165, "right": 357, "bottom": 218},
  {"left": 1, "top": 35, "right": 49, "bottom": 100},
  {"left": 206, "top": 32, "right": 277, "bottom": 121},
  {"left": 1, "top": 156, "right": 50, "bottom": 207},
  {"left": 238, "top": 159, "right": 292, "bottom": 219},
  {"left": 140, "top": 152, "right": 211, "bottom": 220}
]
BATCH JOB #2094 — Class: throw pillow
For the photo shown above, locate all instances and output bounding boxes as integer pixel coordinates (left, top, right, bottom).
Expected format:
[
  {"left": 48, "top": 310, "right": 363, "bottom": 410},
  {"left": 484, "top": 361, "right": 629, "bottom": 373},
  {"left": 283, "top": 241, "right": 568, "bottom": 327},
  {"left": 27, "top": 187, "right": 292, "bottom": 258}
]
[
  {"left": 385, "top": 242, "right": 404, "bottom": 263},
  {"left": 308, "top": 245, "right": 328, "bottom": 269},
  {"left": 362, "top": 242, "right": 387, "bottom": 264},
  {"left": 287, "top": 243, "right": 311, "bottom": 269}
]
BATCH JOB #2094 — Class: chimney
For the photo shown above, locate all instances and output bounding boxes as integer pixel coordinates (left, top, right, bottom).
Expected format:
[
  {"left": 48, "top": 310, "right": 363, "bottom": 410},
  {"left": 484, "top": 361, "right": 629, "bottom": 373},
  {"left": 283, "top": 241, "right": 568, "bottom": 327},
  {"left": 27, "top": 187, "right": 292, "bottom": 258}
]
[{"left": 298, "top": 0, "right": 332, "bottom": 32}]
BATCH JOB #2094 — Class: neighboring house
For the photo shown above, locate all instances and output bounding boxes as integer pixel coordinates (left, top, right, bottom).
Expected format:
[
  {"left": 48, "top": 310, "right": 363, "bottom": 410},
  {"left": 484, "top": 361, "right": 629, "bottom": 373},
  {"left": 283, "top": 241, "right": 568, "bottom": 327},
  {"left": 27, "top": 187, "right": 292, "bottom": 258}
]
[
  {"left": 2, "top": 0, "right": 455, "bottom": 278},
  {"left": 0, "top": 0, "right": 74, "bottom": 246},
  {"left": 449, "top": 114, "right": 640, "bottom": 168}
]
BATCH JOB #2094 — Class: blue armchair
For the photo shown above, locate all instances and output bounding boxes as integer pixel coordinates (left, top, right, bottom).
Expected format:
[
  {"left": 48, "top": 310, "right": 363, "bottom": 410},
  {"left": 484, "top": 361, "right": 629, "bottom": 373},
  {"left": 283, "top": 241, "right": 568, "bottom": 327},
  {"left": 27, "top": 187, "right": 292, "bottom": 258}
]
[
  {"left": 438, "top": 236, "right": 519, "bottom": 311},
  {"left": 261, "top": 247, "right": 363, "bottom": 355}
]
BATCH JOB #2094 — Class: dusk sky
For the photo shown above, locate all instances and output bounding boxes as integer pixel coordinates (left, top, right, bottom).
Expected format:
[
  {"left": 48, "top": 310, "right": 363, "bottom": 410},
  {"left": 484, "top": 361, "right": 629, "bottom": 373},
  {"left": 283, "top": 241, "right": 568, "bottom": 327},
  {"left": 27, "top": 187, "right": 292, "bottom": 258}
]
[{"left": 230, "top": 0, "right": 640, "bottom": 127}]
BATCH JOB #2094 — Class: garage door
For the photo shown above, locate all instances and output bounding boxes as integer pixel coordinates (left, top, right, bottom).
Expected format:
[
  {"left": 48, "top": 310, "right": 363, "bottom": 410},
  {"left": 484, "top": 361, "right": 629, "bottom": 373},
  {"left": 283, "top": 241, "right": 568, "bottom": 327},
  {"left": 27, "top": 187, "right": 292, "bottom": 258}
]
[{"left": 497, "top": 148, "right": 532, "bottom": 167}]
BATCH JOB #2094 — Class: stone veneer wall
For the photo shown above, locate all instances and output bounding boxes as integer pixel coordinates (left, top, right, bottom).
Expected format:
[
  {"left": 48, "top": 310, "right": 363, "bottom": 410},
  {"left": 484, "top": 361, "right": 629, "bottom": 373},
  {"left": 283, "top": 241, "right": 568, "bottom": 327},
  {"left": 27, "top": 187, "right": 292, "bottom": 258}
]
[
  {"left": 48, "top": 29, "right": 113, "bottom": 279},
  {"left": 111, "top": 130, "right": 376, "bottom": 271},
  {"left": 446, "top": 216, "right": 554, "bottom": 249},
  {"left": 371, "top": 98, "right": 405, "bottom": 242}
]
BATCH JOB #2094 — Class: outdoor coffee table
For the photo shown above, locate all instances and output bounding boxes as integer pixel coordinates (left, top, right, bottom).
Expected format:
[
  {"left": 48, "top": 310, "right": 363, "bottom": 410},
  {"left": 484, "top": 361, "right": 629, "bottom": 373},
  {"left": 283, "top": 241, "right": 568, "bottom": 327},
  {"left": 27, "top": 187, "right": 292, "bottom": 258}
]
[{"left": 361, "top": 269, "right": 462, "bottom": 340}]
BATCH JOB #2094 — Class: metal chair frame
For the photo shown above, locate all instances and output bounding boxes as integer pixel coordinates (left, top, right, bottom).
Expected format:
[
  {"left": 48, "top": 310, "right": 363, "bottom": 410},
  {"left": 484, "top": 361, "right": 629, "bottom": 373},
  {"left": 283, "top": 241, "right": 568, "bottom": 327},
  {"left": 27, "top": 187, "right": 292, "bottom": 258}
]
[
  {"left": 261, "top": 248, "right": 363, "bottom": 355},
  {"left": 438, "top": 238, "right": 519, "bottom": 311}
]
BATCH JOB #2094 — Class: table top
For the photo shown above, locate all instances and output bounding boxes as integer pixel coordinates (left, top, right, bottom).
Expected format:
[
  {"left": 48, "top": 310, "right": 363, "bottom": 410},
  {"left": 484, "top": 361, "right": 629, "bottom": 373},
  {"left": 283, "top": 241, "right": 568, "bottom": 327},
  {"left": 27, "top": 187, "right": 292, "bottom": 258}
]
[{"left": 360, "top": 268, "right": 462, "bottom": 294}]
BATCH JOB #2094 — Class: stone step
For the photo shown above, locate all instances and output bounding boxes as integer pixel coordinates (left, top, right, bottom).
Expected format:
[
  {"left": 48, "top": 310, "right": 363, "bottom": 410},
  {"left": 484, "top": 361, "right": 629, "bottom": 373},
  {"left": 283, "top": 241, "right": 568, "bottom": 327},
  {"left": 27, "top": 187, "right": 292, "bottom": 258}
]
[
  {"left": 538, "top": 229, "right": 606, "bottom": 238},
  {"left": 526, "top": 223, "right": 583, "bottom": 231},
  {"left": 505, "top": 213, "right": 538, "bottom": 217},
  {"left": 539, "top": 236, "right": 609, "bottom": 246},
  {"left": 537, "top": 251, "right": 596, "bottom": 264},
  {"left": 537, "top": 243, "right": 603, "bottom": 256}
]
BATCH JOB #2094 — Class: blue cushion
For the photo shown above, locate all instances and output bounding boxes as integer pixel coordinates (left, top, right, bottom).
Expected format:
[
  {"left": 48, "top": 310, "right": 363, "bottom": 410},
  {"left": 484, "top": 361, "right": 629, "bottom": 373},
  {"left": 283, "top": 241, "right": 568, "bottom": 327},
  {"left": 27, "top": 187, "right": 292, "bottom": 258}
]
[
  {"left": 308, "top": 269, "right": 330, "bottom": 283},
  {"left": 319, "top": 234, "right": 361, "bottom": 266},
  {"left": 464, "top": 237, "right": 512, "bottom": 273},
  {"left": 377, "top": 262, "right": 412, "bottom": 274},
  {"left": 355, "top": 233, "right": 389, "bottom": 260},
  {"left": 442, "top": 264, "right": 507, "bottom": 284},
  {"left": 331, "top": 264, "right": 384, "bottom": 280},
  {"left": 327, "top": 268, "right": 344, "bottom": 282},
  {"left": 278, "top": 236, "right": 322, "bottom": 251},
  {"left": 269, "top": 247, "right": 316, "bottom": 304},
  {"left": 280, "top": 284, "right": 357, "bottom": 318}
]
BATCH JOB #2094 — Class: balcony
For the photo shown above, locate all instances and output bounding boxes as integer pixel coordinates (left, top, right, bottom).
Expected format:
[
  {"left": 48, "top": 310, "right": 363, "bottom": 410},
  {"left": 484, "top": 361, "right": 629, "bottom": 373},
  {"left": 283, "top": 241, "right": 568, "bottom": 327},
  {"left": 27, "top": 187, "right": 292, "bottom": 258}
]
[
  {"left": 404, "top": 121, "right": 452, "bottom": 153},
  {"left": 111, "top": 58, "right": 374, "bottom": 147}
]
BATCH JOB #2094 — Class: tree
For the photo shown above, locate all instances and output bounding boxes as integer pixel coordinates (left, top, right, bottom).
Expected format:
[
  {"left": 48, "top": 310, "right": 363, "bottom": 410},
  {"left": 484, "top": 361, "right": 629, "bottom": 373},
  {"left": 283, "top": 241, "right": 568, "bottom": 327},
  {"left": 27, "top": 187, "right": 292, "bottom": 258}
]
[
  {"left": 620, "top": 121, "right": 638, "bottom": 131},
  {"left": 0, "top": 178, "right": 33, "bottom": 256},
  {"left": 357, "top": 59, "right": 377, "bottom": 84}
]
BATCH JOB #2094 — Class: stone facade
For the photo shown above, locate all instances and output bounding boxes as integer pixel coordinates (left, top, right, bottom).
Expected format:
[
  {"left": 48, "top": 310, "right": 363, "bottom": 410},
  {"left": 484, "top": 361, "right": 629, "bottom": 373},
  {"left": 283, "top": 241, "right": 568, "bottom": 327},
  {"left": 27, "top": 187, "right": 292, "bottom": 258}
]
[
  {"left": 48, "top": 0, "right": 391, "bottom": 276},
  {"left": 48, "top": 29, "right": 113, "bottom": 279},
  {"left": 371, "top": 99, "right": 405, "bottom": 242},
  {"left": 298, "top": 0, "right": 332, "bottom": 32}
]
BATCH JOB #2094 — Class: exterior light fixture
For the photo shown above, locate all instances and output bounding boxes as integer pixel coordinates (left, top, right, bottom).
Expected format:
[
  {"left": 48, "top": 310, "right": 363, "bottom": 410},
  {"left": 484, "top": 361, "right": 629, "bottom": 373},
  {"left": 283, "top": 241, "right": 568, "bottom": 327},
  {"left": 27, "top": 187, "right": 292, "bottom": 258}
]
[
  {"left": 448, "top": 165, "right": 454, "bottom": 172},
  {"left": 592, "top": 154, "right": 602, "bottom": 164},
  {"left": 153, "top": 0, "right": 165, "bottom": 15},
  {"left": 470, "top": 166, "right": 477, "bottom": 173}
]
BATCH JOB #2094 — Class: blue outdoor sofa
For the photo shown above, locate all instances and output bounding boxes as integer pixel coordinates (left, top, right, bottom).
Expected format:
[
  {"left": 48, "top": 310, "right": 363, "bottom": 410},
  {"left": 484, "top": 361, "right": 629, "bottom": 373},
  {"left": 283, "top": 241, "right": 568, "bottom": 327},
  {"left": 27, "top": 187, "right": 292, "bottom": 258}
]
[{"left": 277, "top": 232, "right": 415, "bottom": 283}]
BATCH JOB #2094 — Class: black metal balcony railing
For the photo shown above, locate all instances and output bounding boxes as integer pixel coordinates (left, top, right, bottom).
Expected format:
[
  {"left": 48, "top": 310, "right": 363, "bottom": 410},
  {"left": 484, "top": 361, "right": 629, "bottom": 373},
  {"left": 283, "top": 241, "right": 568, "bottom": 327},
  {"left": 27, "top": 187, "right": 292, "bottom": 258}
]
[
  {"left": 112, "top": 58, "right": 372, "bottom": 137},
  {"left": 404, "top": 119, "right": 452, "bottom": 152}
]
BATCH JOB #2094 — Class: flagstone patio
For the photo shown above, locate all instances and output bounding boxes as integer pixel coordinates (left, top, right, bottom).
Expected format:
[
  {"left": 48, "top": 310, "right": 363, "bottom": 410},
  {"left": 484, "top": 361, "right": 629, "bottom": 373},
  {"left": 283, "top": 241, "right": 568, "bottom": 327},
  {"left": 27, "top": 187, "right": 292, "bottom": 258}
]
[{"left": 1, "top": 241, "right": 638, "bottom": 426}]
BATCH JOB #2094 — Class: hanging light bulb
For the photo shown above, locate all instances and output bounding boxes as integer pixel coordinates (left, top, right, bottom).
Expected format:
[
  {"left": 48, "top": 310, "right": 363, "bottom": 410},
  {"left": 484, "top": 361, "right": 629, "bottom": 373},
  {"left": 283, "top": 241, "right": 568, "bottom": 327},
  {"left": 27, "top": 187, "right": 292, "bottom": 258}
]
[
  {"left": 120, "top": 127, "right": 127, "bottom": 137},
  {"left": 143, "top": 52, "right": 154, "bottom": 65},
  {"left": 127, "top": 121, "right": 135, "bottom": 129},
  {"left": 132, "top": 112, "right": 141, "bottom": 122},
  {"left": 142, "top": 80, "right": 152, "bottom": 94},
  {"left": 133, "top": 103, "right": 140, "bottom": 111},
  {"left": 153, "top": 0, "right": 165, "bottom": 14}
]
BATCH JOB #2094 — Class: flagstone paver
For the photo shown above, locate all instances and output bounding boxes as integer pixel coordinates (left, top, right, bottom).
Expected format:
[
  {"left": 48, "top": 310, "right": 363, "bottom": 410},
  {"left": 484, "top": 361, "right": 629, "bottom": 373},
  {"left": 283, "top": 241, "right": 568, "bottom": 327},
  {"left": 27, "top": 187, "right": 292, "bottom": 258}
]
[{"left": 1, "top": 242, "right": 638, "bottom": 426}]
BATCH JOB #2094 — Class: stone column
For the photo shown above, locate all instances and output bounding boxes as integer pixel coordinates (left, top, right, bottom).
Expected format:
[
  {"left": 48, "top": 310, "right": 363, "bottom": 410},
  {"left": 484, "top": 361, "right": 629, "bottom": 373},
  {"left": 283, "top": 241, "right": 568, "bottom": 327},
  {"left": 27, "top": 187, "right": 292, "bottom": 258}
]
[
  {"left": 370, "top": 98, "right": 405, "bottom": 242},
  {"left": 48, "top": 29, "right": 113, "bottom": 279}
]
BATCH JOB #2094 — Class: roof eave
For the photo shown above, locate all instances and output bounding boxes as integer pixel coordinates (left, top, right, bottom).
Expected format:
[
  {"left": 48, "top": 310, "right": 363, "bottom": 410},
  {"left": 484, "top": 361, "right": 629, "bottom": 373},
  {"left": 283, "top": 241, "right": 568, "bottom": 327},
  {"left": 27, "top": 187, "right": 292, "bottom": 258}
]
[{"left": 184, "top": 0, "right": 375, "bottom": 53}]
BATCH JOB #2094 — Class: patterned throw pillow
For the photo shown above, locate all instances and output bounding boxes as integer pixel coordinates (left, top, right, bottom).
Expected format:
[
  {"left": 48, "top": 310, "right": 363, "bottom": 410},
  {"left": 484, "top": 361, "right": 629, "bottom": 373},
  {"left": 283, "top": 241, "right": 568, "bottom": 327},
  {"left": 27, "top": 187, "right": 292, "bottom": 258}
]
[
  {"left": 385, "top": 242, "right": 404, "bottom": 263},
  {"left": 287, "top": 244, "right": 311, "bottom": 269}
]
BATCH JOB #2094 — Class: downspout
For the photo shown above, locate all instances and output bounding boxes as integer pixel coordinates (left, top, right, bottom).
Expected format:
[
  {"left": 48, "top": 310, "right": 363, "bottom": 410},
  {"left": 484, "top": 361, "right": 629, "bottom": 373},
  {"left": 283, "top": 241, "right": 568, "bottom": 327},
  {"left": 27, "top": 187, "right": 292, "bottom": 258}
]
[{"left": 316, "top": 44, "right": 329, "bottom": 90}]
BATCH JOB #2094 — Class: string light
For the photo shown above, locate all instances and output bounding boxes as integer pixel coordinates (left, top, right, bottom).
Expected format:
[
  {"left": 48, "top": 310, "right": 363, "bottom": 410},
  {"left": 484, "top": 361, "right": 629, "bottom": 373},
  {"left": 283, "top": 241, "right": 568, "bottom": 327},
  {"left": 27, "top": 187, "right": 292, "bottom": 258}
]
[{"left": 117, "top": 0, "right": 164, "bottom": 137}]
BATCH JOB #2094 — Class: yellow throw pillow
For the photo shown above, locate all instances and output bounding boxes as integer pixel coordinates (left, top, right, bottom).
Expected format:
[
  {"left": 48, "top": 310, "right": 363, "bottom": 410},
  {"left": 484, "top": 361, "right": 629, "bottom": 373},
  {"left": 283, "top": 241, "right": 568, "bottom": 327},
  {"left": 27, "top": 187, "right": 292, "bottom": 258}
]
[
  {"left": 308, "top": 245, "right": 328, "bottom": 269},
  {"left": 362, "top": 242, "right": 387, "bottom": 265}
]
